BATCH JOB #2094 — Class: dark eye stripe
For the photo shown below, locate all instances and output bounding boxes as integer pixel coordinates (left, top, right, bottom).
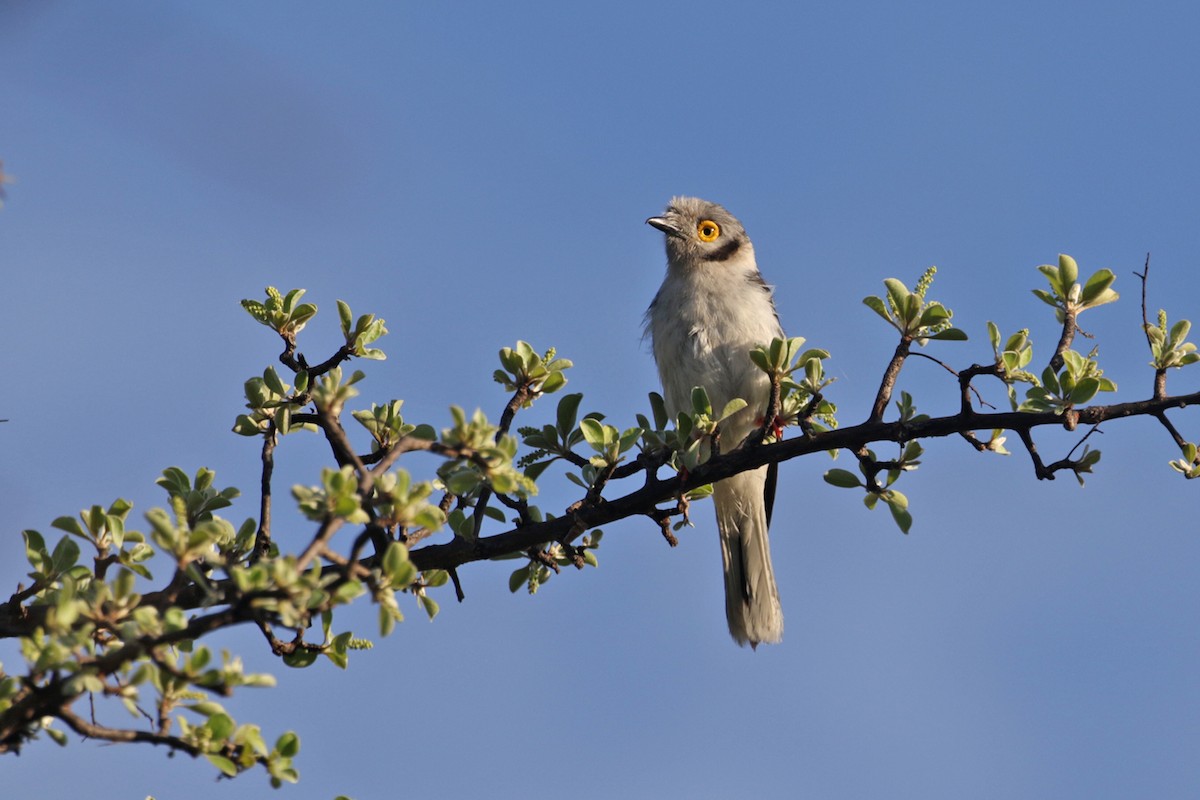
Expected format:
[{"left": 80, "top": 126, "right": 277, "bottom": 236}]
[{"left": 700, "top": 237, "right": 741, "bottom": 262}]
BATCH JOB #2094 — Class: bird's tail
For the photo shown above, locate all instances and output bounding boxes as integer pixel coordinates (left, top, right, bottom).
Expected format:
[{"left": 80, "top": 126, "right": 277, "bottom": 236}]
[{"left": 713, "top": 466, "right": 783, "bottom": 648}]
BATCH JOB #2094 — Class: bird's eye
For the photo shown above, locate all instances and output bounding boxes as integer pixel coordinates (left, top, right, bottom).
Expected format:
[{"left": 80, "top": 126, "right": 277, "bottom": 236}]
[{"left": 697, "top": 220, "right": 720, "bottom": 242}]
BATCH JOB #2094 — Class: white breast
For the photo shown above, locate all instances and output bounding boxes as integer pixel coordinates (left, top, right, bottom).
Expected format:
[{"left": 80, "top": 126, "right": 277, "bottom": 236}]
[{"left": 649, "top": 251, "right": 783, "bottom": 444}]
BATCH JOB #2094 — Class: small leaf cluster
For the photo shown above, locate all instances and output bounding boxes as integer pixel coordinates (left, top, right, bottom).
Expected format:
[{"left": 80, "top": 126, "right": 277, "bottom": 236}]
[
  {"left": 1145, "top": 310, "right": 1200, "bottom": 371},
  {"left": 1168, "top": 442, "right": 1200, "bottom": 479},
  {"left": 823, "top": 447, "right": 920, "bottom": 534},
  {"left": 351, "top": 401, "right": 436, "bottom": 453},
  {"left": 1032, "top": 254, "right": 1118, "bottom": 321},
  {"left": 493, "top": 341, "right": 573, "bottom": 400},
  {"left": 579, "top": 417, "right": 644, "bottom": 470},
  {"left": 46, "top": 498, "right": 152, "bottom": 579},
  {"left": 751, "top": 336, "right": 838, "bottom": 433},
  {"left": 864, "top": 267, "right": 968, "bottom": 343},
  {"left": 311, "top": 366, "right": 366, "bottom": 417},
  {"left": 232, "top": 366, "right": 316, "bottom": 437},
  {"left": 7, "top": 469, "right": 296, "bottom": 781},
  {"left": 518, "top": 392, "right": 592, "bottom": 480},
  {"left": 987, "top": 323, "right": 1038, "bottom": 409},
  {"left": 293, "top": 466, "right": 370, "bottom": 524},
  {"left": 372, "top": 470, "right": 447, "bottom": 534},
  {"left": 669, "top": 387, "right": 748, "bottom": 472},
  {"left": 337, "top": 300, "right": 388, "bottom": 360},
  {"left": 1020, "top": 349, "right": 1117, "bottom": 413},
  {"left": 1066, "top": 446, "right": 1103, "bottom": 486},
  {"left": 240, "top": 287, "right": 317, "bottom": 337},
  {"left": 822, "top": 391, "right": 925, "bottom": 532},
  {"left": 505, "top": 531, "right": 602, "bottom": 595},
  {"left": 160, "top": 652, "right": 296, "bottom": 785},
  {"left": 157, "top": 467, "right": 240, "bottom": 527},
  {"left": 438, "top": 406, "right": 535, "bottom": 499}
]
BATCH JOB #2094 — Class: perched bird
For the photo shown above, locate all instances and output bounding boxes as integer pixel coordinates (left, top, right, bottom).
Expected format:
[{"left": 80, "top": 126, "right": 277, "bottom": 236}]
[{"left": 645, "top": 196, "right": 785, "bottom": 648}]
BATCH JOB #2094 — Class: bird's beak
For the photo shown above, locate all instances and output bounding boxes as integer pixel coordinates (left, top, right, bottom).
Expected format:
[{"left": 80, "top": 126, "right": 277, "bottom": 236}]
[{"left": 646, "top": 215, "right": 683, "bottom": 238}]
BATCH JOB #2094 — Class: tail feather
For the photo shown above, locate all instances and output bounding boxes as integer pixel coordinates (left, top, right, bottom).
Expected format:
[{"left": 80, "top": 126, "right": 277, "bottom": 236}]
[{"left": 713, "top": 467, "right": 783, "bottom": 647}]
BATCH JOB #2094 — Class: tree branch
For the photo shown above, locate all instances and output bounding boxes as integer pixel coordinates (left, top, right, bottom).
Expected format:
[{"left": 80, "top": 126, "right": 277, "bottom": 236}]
[
  {"left": 406, "top": 388, "right": 1200, "bottom": 572},
  {"left": 869, "top": 337, "right": 913, "bottom": 423}
]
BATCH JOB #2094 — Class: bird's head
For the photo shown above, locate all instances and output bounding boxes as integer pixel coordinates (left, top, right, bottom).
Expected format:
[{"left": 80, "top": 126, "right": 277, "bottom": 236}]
[{"left": 646, "top": 196, "right": 752, "bottom": 268}]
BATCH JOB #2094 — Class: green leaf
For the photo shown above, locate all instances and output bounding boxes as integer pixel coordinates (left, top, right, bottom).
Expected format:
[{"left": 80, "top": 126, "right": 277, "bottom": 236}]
[
  {"left": 326, "top": 632, "right": 352, "bottom": 669},
  {"left": 382, "top": 542, "right": 415, "bottom": 587},
  {"left": 419, "top": 594, "right": 439, "bottom": 621},
  {"left": 1032, "top": 288, "right": 1060, "bottom": 308},
  {"left": 578, "top": 418, "right": 605, "bottom": 448},
  {"left": 206, "top": 712, "right": 236, "bottom": 740},
  {"left": 823, "top": 469, "right": 862, "bottom": 488},
  {"left": 903, "top": 292, "right": 921, "bottom": 326},
  {"left": 22, "top": 529, "right": 48, "bottom": 572},
  {"left": 1169, "top": 318, "right": 1192, "bottom": 347},
  {"left": 885, "top": 489, "right": 909, "bottom": 511},
  {"left": 556, "top": 393, "right": 583, "bottom": 440},
  {"left": 749, "top": 347, "right": 770, "bottom": 372},
  {"left": 263, "top": 366, "right": 286, "bottom": 396},
  {"left": 718, "top": 398, "right": 748, "bottom": 421},
  {"left": 918, "top": 304, "right": 950, "bottom": 328},
  {"left": 1058, "top": 253, "right": 1079, "bottom": 287},
  {"left": 207, "top": 755, "right": 238, "bottom": 777},
  {"left": 50, "top": 536, "right": 80, "bottom": 574},
  {"left": 51, "top": 516, "right": 87, "bottom": 540},
  {"left": 863, "top": 295, "right": 893, "bottom": 325},
  {"left": 276, "top": 731, "right": 300, "bottom": 758},
  {"left": 890, "top": 504, "right": 913, "bottom": 534},
  {"left": 648, "top": 392, "right": 669, "bottom": 430},
  {"left": 509, "top": 564, "right": 531, "bottom": 593},
  {"left": 423, "top": 569, "right": 450, "bottom": 588},
  {"left": 1069, "top": 377, "right": 1100, "bottom": 405},
  {"left": 883, "top": 278, "right": 910, "bottom": 318},
  {"left": 282, "top": 649, "right": 318, "bottom": 668},
  {"left": 1080, "top": 269, "right": 1116, "bottom": 306},
  {"left": 924, "top": 328, "right": 968, "bottom": 341}
]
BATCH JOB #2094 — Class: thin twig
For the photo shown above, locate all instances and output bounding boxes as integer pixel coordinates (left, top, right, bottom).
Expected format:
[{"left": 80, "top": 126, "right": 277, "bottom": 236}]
[{"left": 253, "top": 427, "right": 277, "bottom": 562}]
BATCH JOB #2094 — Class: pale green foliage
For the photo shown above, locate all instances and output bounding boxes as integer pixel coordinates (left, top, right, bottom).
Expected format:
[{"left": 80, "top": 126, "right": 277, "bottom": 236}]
[
  {"left": 823, "top": 393, "right": 925, "bottom": 533},
  {"left": 1020, "top": 349, "right": 1117, "bottom": 413},
  {"left": 987, "top": 323, "right": 1038, "bottom": 410},
  {"left": 351, "top": 401, "right": 436, "bottom": 453},
  {"left": 337, "top": 300, "right": 388, "bottom": 360},
  {"left": 292, "top": 467, "right": 371, "bottom": 524},
  {"left": 1145, "top": 309, "right": 1200, "bottom": 370},
  {"left": 750, "top": 336, "right": 838, "bottom": 435},
  {"left": 1168, "top": 442, "right": 1200, "bottom": 479},
  {"left": 579, "top": 417, "right": 644, "bottom": 469},
  {"left": 233, "top": 366, "right": 317, "bottom": 437},
  {"left": 518, "top": 392, "right": 591, "bottom": 481},
  {"left": 240, "top": 287, "right": 317, "bottom": 336},
  {"left": 863, "top": 267, "right": 968, "bottom": 343},
  {"left": 493, "top": 340, "right": 573, "bottom": 400},
  {"left": 1031, "top": 254, "right": 1119, "bottom": 321},
  {"left": 507, "top": 531, "right": 603, "bottom": 595},
  {"left": 311, "top": 367, "right": 366, "bottom": 417},
  {"left": 438, "top": 406, "right": 535, "bottom": 502},
  {"left": 9, "top": 468, "right": 298, "bottom": 782},
  {"left": 373, "top": 470, "right": 446, "bottom": 533}
]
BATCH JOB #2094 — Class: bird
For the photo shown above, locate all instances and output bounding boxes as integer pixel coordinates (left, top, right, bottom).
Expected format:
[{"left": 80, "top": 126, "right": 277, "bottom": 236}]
[{"left": 644, "top": 196, "right": 785, "bottom": 648}]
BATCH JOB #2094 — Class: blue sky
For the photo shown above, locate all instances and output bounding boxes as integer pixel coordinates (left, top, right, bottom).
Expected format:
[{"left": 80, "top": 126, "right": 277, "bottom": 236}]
[{"left": 2, "top": 2, "right": 1199, "bottom": 798}]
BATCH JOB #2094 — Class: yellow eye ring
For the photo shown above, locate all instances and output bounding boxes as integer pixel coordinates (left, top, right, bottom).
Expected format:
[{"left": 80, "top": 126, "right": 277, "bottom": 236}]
[{"left": 697, "top": 220, "right": 720, "bottom": 242}]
